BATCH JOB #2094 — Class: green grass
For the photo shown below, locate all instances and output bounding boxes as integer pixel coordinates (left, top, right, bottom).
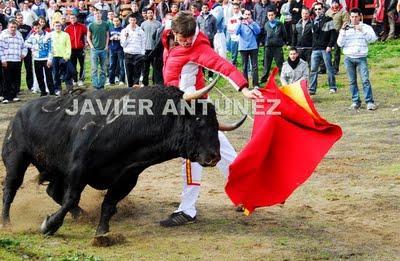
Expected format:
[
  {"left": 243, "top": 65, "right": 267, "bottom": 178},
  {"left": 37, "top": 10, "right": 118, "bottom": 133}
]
[{"left": 3, "top": 39, "right": 400, "bottom": 260}]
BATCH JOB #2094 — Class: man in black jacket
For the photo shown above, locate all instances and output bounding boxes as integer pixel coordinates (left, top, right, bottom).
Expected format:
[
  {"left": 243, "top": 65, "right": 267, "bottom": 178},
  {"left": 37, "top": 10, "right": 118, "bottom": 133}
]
[
  {"left": 124, "top": 2, "right": 144, "bottom": 26},
  {"left": 254, "top": 0, "right": 276, "bottom": 46},
  {"left": 197, "top": 3, "right": 217, "bottom": 81},
  {"left": 260, "top": 9, "right": 287, "bottom": 83},
  {"left": 147, "top": 12, "right": 170, "bottom": 85},
  {"left": 387, "top": 0, "right": 399, "bottom": 40},
  {"left": 292, "top": 7, "right": 312, "bottom": 66},
  {"left": 308, "top": 2, "right": 337, "bottom": 95},
  {"left": 16, "top": 12, "right": 33, "bottom": 92}
]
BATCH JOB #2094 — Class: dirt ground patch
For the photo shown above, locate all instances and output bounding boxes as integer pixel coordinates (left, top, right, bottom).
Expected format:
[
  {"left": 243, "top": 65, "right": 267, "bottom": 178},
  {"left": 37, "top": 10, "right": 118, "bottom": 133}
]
[{"left": 0, "top": 69, "right": 399, "bottom": 260}]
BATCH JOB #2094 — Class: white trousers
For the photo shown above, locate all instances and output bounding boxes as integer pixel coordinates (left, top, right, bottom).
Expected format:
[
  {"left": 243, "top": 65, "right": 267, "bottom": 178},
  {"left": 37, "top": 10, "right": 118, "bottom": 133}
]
[
  {"left": 175, "top": 131, "right": 237, "bottom": 217},
  {"left": 213, "top": 32, "right": 227, "bottom": 59}
]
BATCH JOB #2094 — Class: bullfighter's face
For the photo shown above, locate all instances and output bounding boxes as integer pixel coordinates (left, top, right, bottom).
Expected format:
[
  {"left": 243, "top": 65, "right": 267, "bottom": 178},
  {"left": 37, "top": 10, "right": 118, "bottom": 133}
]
[{"left": 174, "top": 33, "right": 194, "bottom": 48}]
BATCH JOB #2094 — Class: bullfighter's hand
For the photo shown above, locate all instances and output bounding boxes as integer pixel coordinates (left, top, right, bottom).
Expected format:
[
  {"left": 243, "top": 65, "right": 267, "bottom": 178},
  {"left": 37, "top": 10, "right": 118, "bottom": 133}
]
[{"left": 242, "top": 87, "right": 263, "bottom": 100}]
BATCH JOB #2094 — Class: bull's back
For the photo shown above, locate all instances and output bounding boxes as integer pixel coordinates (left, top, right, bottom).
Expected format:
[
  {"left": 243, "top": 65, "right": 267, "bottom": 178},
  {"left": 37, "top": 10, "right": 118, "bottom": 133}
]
[{"left": 3, "top": 87, "right": 183, "bottom": 173}]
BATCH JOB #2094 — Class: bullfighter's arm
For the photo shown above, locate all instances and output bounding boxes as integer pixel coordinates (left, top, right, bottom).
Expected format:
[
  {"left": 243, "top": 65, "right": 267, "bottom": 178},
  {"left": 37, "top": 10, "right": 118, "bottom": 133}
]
[
  {"left": 193, "top": 46, "right": 262, "bottom": 99},
  {"left": 192, "top": 45, "right": 248, "bottom": 91}
]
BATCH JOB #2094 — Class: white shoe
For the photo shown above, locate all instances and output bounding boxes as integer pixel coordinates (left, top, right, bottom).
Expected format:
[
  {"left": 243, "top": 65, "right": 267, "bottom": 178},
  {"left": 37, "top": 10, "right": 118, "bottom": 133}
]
[
  {"left": 78, "top": 80, "right": 84, "bottom": 86},
  {"left": 367, "top": 102, "right": 377, "bottom": 111},
  {"left": 13, "top": 97, "right": 20, "bottom": 102},
  {"left": 0, "top": 96, "right": 3, "bottom": 102},
  {"left": 73, "top": 81, "right": 77, "bottom": 86},
  {"left": 55, "top": 90, "right": 61, "bottom": 96},
  {"left": 31, "top": 89, "right": 38, "bottom": 94},
  {"left": 119, "top": 81, "right": 125, "bottom": 86},
  {"left": 115, "top": 77, "right": 119, "bottom": 83},
  {"left": 329, "top": 88, "right": 337, "bottom": 94},
  {"left": 2, "top": 99, "right": 9, "bottom": 104},
  {"left": 105, "top": 81, "right": 110, "bottom": 86},
  {"left": 349, "top": 102, "right": 361, "bottom": 110}
]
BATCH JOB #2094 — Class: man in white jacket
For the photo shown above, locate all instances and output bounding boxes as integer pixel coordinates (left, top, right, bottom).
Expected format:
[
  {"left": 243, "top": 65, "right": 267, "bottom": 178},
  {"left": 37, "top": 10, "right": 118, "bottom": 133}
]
[
  {"left": 120, "top": 15, "right": 146, "bottom": 87},
  {"left": 226, "top": 3, "right": 241, "bottom": 65},
  {"left": 337, "top": 8, "right": 378, "bottom": 111}
]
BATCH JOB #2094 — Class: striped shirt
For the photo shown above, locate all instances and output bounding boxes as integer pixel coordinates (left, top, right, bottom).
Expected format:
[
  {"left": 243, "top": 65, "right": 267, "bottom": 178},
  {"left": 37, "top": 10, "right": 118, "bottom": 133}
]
[
  {"left": 0, "top": 30, "right": 28, "bottom": 62},
  {"left": 337, "top": 23, "right": 377, "bottom": 58},
  {"left": 120, "top": 25, "right": 146, "bottom": 55}
]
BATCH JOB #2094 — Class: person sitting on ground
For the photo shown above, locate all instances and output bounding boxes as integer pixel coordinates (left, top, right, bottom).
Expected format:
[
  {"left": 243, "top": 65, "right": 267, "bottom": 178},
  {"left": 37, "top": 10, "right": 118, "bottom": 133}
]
[{"left": 280, "top": 47, "right": 309, "bottom": 85}]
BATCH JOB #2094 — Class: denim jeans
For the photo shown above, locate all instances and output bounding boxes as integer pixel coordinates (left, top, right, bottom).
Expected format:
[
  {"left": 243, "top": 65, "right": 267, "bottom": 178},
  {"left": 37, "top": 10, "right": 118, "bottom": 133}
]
[
  {"left": 52, "top": 57, "right": 73, "bottom": 92},
  {"left": 228, "top": 39, "right": 239, "bottom": 66},
  {"left": 309, "top": 49, "right": 337, "bottom": 93},
  {"left": 109, "top": 49, "right": 125, "bottom": 84},
  {"left": 344, "top": 56, "right": 374, "bottom": 104},
  {"left": 90, "top": 48, "right": 107, "bottom": 89}
]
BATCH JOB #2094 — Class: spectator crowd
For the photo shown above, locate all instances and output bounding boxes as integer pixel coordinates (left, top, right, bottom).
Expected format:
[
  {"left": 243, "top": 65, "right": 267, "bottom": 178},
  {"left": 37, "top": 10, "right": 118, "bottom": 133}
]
[{"left": 0, "top": 0, "right": 398, "bottom": 108}]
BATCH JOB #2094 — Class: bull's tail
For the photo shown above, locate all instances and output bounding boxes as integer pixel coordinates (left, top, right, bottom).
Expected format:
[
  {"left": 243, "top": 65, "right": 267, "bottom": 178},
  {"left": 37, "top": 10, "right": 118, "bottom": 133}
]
[{"left": 2, "top": 150, "right": 31, "bottom": 225}]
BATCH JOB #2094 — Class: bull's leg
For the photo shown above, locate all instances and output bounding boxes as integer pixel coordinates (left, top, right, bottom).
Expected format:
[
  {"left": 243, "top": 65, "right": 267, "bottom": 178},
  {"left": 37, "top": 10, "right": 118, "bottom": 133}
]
[
  {"left": 45, "top": 178, "right": 85, "bottom": 220},
  {"left": 40, "top": 165, "right": 86, "bottom": 236},
  {"left": 2, "top": 151, "right": 30, "bottom": 226},
  {"left": 95, "top": 172, "right": 141, "bottom": 236}
]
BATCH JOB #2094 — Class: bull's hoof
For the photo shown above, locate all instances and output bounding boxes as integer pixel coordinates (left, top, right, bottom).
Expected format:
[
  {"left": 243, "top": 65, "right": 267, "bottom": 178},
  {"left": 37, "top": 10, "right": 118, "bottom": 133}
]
[
  {"left": 91, "top": 233, "right": 126, "bottom": 247},
  {"left": 70, "top": 207, "right": 86, "bottom": 220},
  {"left": 95, "top": 227, "right": 109, "bottom": 236},
  {"left": 0, "top": 221, "right": 12, "bottom": 231},
  {"left": 40, "top": 215, "right": 63, "bottom": 236}
]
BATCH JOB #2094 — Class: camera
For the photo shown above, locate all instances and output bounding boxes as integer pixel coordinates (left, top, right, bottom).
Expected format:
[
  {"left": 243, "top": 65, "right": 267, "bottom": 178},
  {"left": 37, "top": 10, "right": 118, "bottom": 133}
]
[
  {"left": 239, "top": 16, "right": 244, "bottom": 20},
  {"left": 344, "top": 24, "right": 354, "bottom": 30}
]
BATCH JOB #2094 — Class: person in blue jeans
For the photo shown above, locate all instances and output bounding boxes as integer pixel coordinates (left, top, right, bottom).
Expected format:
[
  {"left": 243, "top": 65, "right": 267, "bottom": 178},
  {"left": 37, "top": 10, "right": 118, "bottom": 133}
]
[
  {"left": 227, "top": 3, "right": 242, "bottom": 66},
  {"left": 308, "top": 2, "right": 338, "bottom": 95},
  {"left": 50, "top": 21, "right": 73, "bottom": 95},
  {"left": 236, "top": 9, "right": 260, "bottom": 88},
  {"left": 337, "top": 8, "right": 378, "bottom": 110},
  {"left": 88, "top": 9, "right": 110, "bottom": 89},
  {"left": 109, "top": 17, "right": 125, "bottom": 85}
]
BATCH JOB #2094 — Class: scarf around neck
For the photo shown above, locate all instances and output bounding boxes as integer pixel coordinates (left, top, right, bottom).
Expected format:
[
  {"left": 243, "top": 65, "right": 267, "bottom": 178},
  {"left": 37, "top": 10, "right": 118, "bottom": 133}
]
[
  {"left": 269, "top": 19, "right": 278, "bottom": 29},
  {"left": 288, "top": 56, "right": 300, "bottom": 69}
]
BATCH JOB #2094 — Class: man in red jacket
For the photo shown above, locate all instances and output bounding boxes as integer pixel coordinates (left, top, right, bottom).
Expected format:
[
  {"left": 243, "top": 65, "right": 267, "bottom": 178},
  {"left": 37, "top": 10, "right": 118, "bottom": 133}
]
[
  {"left": 65, "top": 13, "right": 87, "bottom": 86},
  {"left": 160, "top": 11, "right": 262, "bottom": 227}
]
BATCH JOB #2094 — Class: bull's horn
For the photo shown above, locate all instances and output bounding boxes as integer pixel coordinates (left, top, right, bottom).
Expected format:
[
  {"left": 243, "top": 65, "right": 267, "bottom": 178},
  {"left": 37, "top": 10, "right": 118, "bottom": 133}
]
[
  {"left": 182, "top": 75, "right": 220, "bottom": 101},
  {"left": 218, "top": 115, "right": 247, "bottom": 131}
]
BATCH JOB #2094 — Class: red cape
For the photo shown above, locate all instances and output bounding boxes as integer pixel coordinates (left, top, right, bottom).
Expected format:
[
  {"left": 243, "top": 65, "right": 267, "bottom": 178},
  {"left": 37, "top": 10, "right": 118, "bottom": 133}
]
[{"left": 225, "top": 68, "right": 342, "bottom": 214}]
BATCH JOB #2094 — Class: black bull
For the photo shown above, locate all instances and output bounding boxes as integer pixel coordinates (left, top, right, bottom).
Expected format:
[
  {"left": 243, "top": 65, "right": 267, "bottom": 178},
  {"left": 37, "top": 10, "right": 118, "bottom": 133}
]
[{"left": 1, "top": 85, "right": 245, "bottom": 236}]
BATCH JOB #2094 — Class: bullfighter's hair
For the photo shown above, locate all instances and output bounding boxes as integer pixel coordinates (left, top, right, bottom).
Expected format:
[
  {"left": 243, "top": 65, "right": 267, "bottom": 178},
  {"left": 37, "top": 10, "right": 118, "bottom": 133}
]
[{"left": 171, "top": 11, "right": 197, "bottom": 37}]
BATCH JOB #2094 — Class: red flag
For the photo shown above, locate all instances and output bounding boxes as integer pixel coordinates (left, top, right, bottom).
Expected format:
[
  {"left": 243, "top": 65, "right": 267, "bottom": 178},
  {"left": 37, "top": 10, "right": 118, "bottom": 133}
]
[{"left": 225, "top": 68, "right": 342, "bottom": 215}]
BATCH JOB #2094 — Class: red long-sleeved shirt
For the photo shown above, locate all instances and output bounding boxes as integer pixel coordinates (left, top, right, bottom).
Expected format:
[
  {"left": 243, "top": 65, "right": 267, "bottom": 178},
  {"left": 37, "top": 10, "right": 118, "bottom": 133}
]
[{"left": 64, "top": 22, "right": 87, "bottom": 50}]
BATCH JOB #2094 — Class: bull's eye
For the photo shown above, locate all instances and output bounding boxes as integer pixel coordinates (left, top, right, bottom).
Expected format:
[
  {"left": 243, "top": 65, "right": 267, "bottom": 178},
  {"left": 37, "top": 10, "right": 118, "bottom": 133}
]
[{"left": 195, "top": 117, "right": 205, "bottom": 126}]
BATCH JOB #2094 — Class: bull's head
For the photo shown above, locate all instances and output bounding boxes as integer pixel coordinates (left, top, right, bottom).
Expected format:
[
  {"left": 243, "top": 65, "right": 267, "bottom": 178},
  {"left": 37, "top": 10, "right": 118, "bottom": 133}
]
[{"left": 181, "top": 77, "right": 247, "bottom": 167}]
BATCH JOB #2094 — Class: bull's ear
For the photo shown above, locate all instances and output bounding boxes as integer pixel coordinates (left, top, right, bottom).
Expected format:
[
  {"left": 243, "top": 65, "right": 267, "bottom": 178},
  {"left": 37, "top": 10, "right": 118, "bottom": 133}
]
[
  {"left": 182, "top": 75, "right": 220, "bottom": 101},
  {"left": 218, "top": 115, "right": 247, "bottom": 131}
]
